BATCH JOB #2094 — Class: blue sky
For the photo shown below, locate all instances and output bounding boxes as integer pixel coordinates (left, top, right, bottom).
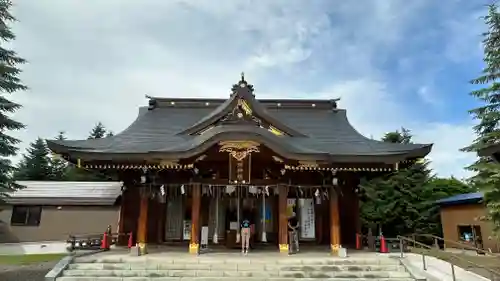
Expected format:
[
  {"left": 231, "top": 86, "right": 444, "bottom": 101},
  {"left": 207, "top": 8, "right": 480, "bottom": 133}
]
[{"left": 8, "top": 0, "right": 490, "bottom": 178}]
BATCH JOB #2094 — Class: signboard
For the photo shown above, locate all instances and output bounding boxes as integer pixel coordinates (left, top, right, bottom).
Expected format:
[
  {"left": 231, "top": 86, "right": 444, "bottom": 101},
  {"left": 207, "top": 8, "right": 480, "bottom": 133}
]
[
  {"left": 299, "top": 199, "right": 315, "bottom": 239},
  {"left": 261, "top": 201, "right": 271, "bottom": 222},
  {"left": 201, "top": 226, "right": 209, "bottom": 246},
  {"left": 287, "top": 198, "right": 296, "bottom": 216},
  {"left": 183, "top": 220, "right": 191, "bottom": 240}
]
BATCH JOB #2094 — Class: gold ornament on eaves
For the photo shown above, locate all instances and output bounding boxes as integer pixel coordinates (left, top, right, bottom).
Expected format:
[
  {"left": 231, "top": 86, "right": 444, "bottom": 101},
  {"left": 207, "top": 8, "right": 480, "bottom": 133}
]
[{"left": 219, "top": 140, "right": 260, "bottom": 161}]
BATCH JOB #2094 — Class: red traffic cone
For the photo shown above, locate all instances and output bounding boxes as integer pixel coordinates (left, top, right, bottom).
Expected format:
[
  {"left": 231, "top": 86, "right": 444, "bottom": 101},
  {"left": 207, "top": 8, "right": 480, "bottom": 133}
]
[
  {"left": 380, "top": 235, "right": 388, "bottom": 253},
  {"left": 356, "top": 233, "right": 362, "bottom": 250},
  {"left": 101, "top": 232, "right": 108, "bottom": 250},
  {"left": 127, "top": 232, "right": 133, "bottom": 249}
]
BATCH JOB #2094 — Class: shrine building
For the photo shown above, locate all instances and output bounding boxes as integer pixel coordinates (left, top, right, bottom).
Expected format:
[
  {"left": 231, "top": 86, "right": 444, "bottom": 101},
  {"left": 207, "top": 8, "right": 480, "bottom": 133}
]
[
  {"left": 46, "top": 74, "right": 432, "bottom": 255},
  {"left": 479, "top": 143, "right": 500, "bottom": 162}
]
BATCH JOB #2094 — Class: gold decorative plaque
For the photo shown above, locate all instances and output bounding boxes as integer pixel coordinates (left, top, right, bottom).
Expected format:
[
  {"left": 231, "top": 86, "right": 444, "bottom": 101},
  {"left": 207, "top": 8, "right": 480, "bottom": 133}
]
[{"left": 219, "top": 140, "right": 260, "bottom": 161}]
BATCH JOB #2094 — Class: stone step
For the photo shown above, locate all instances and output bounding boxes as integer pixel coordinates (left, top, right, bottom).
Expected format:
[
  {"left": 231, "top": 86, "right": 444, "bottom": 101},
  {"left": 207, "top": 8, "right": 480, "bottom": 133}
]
[
  {"left": 68, "top": 263, "right": 404, "bottom": 272},
  {"left": 74, "top": 257, "right": 400, "bottom": 266},
  {"left": 62, "top": 269, "right": 412, "bottom": 279},
  {"left": 57, "top": 276, "right": 415, "bottom": 281}
]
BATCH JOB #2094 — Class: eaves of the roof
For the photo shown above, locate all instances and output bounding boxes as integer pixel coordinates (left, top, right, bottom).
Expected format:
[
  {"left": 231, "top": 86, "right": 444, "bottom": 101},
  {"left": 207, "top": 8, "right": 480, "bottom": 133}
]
[
  {"left": 46, "top": 101, "right": 432, "bottom": 163},
  {"left": 4, "top": 181, "right": 123, "bottom": 206},
  {"left": 478, "top": 142, "right": 500, "bottom": 162}
]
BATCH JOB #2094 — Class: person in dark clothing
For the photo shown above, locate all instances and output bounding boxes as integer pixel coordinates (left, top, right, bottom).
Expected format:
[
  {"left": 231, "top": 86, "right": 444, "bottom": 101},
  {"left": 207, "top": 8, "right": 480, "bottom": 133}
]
[{"left": 288, "top": 212, "right": 299, "bottom": 254}]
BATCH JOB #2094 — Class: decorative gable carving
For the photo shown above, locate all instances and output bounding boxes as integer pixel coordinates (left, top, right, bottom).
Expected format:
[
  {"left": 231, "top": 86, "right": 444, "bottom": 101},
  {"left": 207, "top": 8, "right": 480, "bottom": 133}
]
[{"left": 181, "top": 73, "right": 305, "bottom": 137}]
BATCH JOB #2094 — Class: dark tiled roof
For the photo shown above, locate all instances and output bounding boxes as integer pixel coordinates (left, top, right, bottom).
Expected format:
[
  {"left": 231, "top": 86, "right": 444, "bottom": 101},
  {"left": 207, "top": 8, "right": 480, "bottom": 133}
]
[
  {"left": 46, "top": 78, "right": 432, "bottom": 162},
  {"left": 436, "top": 192, "right": 484, "bottom": 206},
  {"left": 47, "top": 102, "right": 430, "bottom": 162}
]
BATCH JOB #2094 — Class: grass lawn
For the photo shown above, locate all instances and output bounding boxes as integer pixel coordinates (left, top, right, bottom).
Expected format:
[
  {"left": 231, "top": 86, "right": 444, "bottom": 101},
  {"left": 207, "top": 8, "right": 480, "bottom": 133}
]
[
  {"left": 0, "top": 253, "right": 66, "bottom": 265},
  {"left": 411, "top": 248, "right": 500, "bottom": 279}
]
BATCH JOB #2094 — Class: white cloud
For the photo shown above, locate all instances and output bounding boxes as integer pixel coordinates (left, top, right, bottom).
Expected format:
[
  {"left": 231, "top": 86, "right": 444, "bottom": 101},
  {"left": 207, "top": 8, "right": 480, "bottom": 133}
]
[
  {"left": 7, "top": 0, "right": 480, "bottom": 178},
  {"left": 417, "top": 86, "right": 442, "bottom": 107},
  {"left": 316, "top": 79, "right": 477, "bottom": 179}
]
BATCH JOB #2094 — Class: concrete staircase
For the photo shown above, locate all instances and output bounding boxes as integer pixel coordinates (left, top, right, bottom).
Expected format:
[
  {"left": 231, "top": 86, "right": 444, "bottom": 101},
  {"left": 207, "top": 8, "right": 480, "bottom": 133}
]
[{"left": 55, "top": 254, "right": 417, "bottom": 281}]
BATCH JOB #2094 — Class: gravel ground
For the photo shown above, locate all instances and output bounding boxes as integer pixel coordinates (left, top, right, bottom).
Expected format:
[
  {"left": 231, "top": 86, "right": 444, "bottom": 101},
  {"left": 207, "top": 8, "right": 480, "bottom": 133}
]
[{"left": 0, "top": 261, "right": 58, "bottom": 281}]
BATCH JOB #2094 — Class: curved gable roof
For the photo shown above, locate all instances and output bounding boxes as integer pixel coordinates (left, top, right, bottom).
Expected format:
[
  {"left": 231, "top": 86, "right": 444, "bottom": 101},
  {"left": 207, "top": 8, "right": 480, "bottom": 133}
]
[
  {"left": 46, "top": 76, "right": 432, "bottom": 163},
  {"left": 178, "top": 78, "right": 305, "bottom": 137}
]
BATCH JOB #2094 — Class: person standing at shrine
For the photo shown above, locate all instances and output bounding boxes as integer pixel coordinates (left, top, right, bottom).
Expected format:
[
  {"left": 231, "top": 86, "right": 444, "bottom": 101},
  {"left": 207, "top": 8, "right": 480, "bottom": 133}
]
[
  {"left": 288, "top": 211, "right": 299, "bottom": 255},
  {"left": 241, "top": 215, "right": 251, "bottom": 255}
]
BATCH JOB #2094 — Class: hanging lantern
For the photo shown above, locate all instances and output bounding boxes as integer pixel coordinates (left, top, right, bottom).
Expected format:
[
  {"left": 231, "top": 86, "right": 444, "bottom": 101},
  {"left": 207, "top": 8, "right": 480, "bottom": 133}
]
[
  {"left": 332, "top": 177, "right": 338, "bottom": 186},
  {"left": 315, "top": 189, "right": 321, "bottom": 205}
]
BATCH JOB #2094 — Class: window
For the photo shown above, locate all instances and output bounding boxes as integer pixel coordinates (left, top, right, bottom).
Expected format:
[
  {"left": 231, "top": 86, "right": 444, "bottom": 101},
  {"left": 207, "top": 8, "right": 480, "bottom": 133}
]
[
  {"left": 457, "top": 225, "right": 483, "bottom": 244},
  {"left": 10, "top": 206, "right": 42, "bottom": 226}
]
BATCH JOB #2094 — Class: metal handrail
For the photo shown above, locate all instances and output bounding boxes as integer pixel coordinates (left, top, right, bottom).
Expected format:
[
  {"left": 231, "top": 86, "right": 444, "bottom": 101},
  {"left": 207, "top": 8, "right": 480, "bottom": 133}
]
[
  {"left": 397, "top": 235, "right": 500, "bottom": 281},
  {"left": 411, "top": 233, "right": 500, "bottom": 256}
]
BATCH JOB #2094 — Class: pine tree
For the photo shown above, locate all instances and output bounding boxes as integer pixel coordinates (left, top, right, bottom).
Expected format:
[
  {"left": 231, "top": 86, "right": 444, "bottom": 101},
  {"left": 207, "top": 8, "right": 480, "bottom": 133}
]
[
  {"left": 462, "top": 4, "right": 500, "bottom": 231},
  {"left": 88, "top": 122, "right": 107, "bottom": 139},
  {"left": 360, "top": 159, "right": 434, "bottom": 236},
  {"left": 14, "top": 138, "right": 52, "bottom": 181},
  {"left": 106, "top": 131, "right": 114, "bottom": 137},
  {"left": 0, "top": 0, "right": 28, "bottom": 200},
  {"left": 359, "top": 129, "right": 471, "bottom": 237},
  {"left": 51, "top": 131, "right": 69, "bottom": 180},
  {"left": 382, "top": 127, "right": 412, "bottom": 144}
]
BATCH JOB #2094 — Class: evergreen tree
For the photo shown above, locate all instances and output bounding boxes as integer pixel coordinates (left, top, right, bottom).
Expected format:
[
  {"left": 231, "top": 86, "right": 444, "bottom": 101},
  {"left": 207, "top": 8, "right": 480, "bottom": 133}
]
[
  {"left": 462, "top": 4, "right": 500, "bottom": 232},
  {"left": 360, "top": 159, "right": 434, "bottom": 236},
  {"left": 14, "top": 138, "right": 52, "bottom": 181},
  {"left": 0, "top": 0, "right": 28, "bottom": 200},
  {"left": 88, "top": 122, "right": 107, "bottom": 139},
  {"left": 106, "top": 131, "right": 114, "bottom": 137},
  {"left": 382, "top": 127, "right": 412, "bottom": 144},
  {"left": 51, "top": 131, "right": 69, "bottom": 180},
  {"left": 360, "top": 129, "right": 473, "bottom": 237}
]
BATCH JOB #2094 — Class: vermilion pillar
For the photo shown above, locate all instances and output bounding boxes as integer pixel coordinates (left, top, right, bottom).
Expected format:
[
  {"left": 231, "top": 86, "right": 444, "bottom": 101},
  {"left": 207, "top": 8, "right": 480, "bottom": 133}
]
[
  {"left": 189, "top": 184, "right": 201, "bottom": 254},
  {"left": 330, "top": 186, "right": 341, "bottom": 254},
  {"left": 136, "top": 189, "right": 149, "bottom": 255},
  {"left": 278, "top": 185, "right": 288, "bottom": 253}
]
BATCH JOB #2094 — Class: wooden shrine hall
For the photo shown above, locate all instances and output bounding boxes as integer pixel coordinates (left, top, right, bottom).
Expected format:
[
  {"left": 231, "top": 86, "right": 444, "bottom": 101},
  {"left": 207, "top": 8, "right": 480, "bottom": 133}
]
[{"left": 47, "top": 74, "right": 432, "bottom": 255}]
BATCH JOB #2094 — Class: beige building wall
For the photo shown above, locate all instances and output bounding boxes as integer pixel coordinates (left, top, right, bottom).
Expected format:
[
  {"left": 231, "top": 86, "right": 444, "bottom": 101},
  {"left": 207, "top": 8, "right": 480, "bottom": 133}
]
[
  {"left": 0, "top": 205, "right": 120, "bottom": 243},
  {"left": 440, "top": 204, "right": 499, "bottom": 252}
]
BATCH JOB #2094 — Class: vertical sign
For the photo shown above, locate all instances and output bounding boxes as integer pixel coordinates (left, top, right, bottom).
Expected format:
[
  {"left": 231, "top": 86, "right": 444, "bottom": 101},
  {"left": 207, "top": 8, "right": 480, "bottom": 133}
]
[
  {"left": 299, "top": 199, "right": 315, "bottom": 239},
  {"left": 287, "top": 198, "right": 296, "bottom": 216},
  {"left": 183, "top": 220, "right": 191, "bottom": 240}
]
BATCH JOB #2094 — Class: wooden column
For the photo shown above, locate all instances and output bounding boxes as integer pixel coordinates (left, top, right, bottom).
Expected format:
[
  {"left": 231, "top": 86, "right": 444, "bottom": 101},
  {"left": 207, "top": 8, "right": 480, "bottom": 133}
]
[
  {"left": 136, "top": 189, "right": 149, "bottom": 255},
  {"left": 330, "top": 186, "right": 341, "bottom": 254},
  {"left": 116, "top": 190, "right": 126, "bottom": 245},
  {"left": 353, "top": 190, "right": 361, "bottom": 235},
  {"left": 189, "top": 184, "right": 201, "bottom": 254},
  {"left": 157, "top": 200, "right": 166, "bottom": 243},
  {"left": 278, "top": 185, "right": 288, "bottom": 253}
]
